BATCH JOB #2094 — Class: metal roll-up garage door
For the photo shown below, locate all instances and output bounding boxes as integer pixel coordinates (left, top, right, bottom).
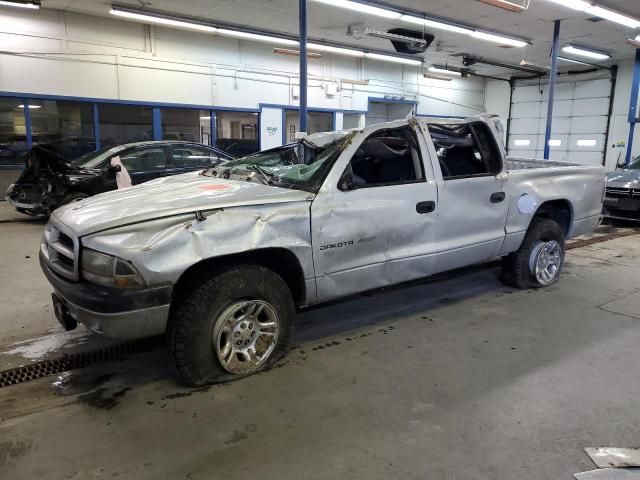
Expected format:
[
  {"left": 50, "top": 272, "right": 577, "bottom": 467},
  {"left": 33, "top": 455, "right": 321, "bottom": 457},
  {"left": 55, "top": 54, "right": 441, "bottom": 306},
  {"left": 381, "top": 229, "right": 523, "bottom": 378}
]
[{"left": 507, "top": 71, "right": 613, "bottom": 165}]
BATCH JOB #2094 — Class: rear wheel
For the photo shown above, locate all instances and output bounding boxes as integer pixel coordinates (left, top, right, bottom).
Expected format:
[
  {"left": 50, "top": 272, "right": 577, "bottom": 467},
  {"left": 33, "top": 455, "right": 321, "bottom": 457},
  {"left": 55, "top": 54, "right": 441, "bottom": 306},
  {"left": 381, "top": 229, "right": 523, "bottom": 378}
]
[
  {"left": 166, "top": 264, "right": 295, "bottom": 386},
  {"left": 501, "top": 218, "right": 565, "bottom": 289}
]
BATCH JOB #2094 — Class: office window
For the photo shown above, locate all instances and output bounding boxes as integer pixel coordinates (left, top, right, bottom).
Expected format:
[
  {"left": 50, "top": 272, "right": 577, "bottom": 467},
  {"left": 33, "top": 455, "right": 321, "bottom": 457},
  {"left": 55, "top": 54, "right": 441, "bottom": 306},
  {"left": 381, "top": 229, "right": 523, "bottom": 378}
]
[
  {"left": 99, "top": 104, "right": 153, "bottom": 147},
  {"left": 0, "top": 98, "right": 27, "bottom": 167},
  {"left": 216, "top": 111, "right": 259, "bottom": 157},
  {"left": 29, "top": 100, "right": 95, "bottom": 160},
  {"left": 162, "top": 108, "right": 211, "bottom": 144}
]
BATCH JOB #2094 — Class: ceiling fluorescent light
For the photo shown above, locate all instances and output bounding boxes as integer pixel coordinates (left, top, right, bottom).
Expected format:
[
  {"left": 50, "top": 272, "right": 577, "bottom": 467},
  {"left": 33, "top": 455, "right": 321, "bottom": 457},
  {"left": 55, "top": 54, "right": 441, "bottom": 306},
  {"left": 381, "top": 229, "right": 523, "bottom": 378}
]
[
  {"left": 216, "top": 28, "right": 298, "bottom": 45},
  {"left": 587, "top": 5, "right": 640, "bottom": 28},
  {"left": 0, "top": 1, "right": 39, "bottom": 8},
  {"left": 544, "top": 0, "right": 590, "bottom": 11},
  {"left": 110, "top": 8, "right": 218, "bottom": 32},
  {"left": 470, "top": 31, "right": 528, "bottom": 48},
  {"left": 514, "top": 139, "right": 531, "bottom": 146},
  {"left": 423, "top": 73, "right": 452, "bottom": 82},
  {"left": 308, "top": 43, "right": 364, "bottom": 57},
  {"left": 365, "top": 53, "right": 422, "bottom": 65},
  {"left": 543, "top": 0, "right": 640, "bottom": 29},
  {"left": 577, "top": 139, "right": 597, "bottom": 147},
  {"left": 478, "top": 0, "right": 529, "bottom": 12},
  {"left": 558, "top": 56, "right": 592, "bottom": 66},
  {"left": 400, "top": 15, "right": 473, "bottom": 35},
  {"left": 548, "top": 139, "right": 562, "bottom": 147},
  {"left": 428, "top": 66, "right": 462, "bottom": 77},
  {"left": 311, "top": 0, "right": 401, "bottom": 19},
  {"left": 17, "top": 104, "right": 42, "bottom": 109},
  {"left": 562, "top": 45, "right": 610, "bottom": 61}
]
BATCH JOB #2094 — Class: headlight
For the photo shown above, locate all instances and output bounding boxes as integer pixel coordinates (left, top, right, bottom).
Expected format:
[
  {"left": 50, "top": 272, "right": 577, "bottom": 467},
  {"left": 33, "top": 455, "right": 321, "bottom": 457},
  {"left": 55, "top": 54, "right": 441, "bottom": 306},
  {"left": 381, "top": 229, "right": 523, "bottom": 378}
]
[{"left": 81, "top": 248, "right": 145, "bottom": 288}]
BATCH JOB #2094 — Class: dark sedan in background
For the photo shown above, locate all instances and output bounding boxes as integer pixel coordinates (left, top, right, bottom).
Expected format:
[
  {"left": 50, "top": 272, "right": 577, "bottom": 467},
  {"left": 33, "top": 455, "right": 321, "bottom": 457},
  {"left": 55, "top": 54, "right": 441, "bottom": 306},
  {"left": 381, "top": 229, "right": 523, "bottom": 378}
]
[
  {"left": 604, "top": 155, "right": 640, "bottom": 221},
  {"left": 5, "top": 141, "right": 234, "bottom": 216}
]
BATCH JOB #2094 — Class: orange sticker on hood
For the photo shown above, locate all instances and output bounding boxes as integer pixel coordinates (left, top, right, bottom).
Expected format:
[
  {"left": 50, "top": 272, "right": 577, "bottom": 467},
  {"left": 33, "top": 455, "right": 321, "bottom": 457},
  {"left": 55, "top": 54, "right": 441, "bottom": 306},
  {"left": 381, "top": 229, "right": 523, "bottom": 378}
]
[{"left": 199, "top": 184, "right": 230, "bottom": 191}]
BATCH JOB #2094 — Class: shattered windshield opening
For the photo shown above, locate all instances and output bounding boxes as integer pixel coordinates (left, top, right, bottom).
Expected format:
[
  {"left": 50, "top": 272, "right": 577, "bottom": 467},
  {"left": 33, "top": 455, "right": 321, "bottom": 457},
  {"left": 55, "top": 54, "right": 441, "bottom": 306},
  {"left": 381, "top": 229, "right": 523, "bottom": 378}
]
[
  {"left": 621, "top": 156, "right": 640, "bottom": 170},
  {"left": 207, "top": 131, "right": 353, "bottom": 192}
]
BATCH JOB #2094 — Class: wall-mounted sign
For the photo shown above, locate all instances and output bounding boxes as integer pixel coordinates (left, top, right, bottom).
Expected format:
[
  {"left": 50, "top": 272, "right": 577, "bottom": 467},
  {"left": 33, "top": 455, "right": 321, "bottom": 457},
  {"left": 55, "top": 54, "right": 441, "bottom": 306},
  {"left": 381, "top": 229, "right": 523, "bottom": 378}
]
[{"left": 266, "top": 127, "right": 278, "bottom": 136}]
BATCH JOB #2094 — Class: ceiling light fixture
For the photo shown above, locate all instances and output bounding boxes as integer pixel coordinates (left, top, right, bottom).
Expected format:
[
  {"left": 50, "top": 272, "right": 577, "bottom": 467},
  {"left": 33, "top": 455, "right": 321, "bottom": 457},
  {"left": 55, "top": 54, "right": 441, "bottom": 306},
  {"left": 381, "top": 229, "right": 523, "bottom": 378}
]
[
  {"left": 364, "top": 52, "right": 422, "bottom": 65},
  {"left": 110, "top": 6, "right": 424, "bottom": 66},
  {"left": 543, "top": 0, "right": 640, "bottom": 29},
  {"left": 216, "top": 28, "right": 298, "bottom": 46},
  {"left": 477, "top": 0, "right": 530, "bottom": 13},
  {"left": 562, "top": 44, "right": 610, "bottom": 61},
  {"left": 311, "top": 0, "right": 401, "bottom": 19},
  {"left": 17, "top": 104, "right": 42, "bottom": 109},
  {"left": 0, "top": 1, "right": 40, "bottom": 9},
  {"left": 273, "top": 48, "right": 324, "bottom": 58},
  {"left": 311, "top": 0, "right": 529, "bottom": 47},
  {"left": 470, "top": 31, "right": 528, "bottom": 48},
  {"left": 307, "top": 42, "right": 364, "bottom": 57},
  {"left": 110, "top": 8, "right": 217, "bottom": 32},
  {"left": 428, "top": 66, "right": 462, "bottom": 77}
]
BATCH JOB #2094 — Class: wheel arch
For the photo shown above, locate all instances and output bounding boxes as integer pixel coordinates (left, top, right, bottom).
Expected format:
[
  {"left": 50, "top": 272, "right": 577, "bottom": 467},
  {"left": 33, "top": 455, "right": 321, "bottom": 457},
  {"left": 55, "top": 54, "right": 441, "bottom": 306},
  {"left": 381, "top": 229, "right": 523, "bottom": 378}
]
[
  {"left": 531, "top": 199, "right": 573, "bottom": 236},
  {"left": 171, "top": 247, "right": 307, "bottom": 308}
]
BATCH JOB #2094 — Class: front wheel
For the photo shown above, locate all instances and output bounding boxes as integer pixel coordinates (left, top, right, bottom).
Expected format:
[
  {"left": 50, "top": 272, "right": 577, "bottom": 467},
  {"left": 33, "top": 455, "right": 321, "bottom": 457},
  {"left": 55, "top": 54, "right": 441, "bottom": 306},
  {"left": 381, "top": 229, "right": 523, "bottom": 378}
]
[
  {"left": 166, "top": 264, "right": 295, "bottom": 386},
  {"left": 501, "top": 218, "right": 565, "bottom": 289}
]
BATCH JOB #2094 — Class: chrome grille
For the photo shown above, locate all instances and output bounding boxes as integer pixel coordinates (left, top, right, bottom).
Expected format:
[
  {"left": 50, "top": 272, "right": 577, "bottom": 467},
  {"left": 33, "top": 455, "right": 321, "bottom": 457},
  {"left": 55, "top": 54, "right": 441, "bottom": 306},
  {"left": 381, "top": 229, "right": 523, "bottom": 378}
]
[
  {"left": 606, "top": 187, "right": 633, "bottom": 197},
  {"left": 41, "top": 219, "right": 79, "bottom": 281}
]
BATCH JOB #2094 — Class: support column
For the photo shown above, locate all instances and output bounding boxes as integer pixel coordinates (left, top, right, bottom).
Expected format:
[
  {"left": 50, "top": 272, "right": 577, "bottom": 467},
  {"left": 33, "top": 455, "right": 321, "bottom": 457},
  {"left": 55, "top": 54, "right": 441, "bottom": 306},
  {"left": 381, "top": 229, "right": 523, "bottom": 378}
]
[
  {"left": 93, "top": 104, "right": 101, "bottom": 150},
  {"left": 24, "top": 98, "right": 33, "bottom": 150},
  {"left": 299, "top": 0, "right": 308, "bottom": 136},
  {"left": 543, "top": 19, "right": 561, "bottom": 160},
  {"left": 625, "top": 49, "right": 640, "bottom": 164},
  {"left": 152, "top": 107, "right": 162, "bottom": 141}
]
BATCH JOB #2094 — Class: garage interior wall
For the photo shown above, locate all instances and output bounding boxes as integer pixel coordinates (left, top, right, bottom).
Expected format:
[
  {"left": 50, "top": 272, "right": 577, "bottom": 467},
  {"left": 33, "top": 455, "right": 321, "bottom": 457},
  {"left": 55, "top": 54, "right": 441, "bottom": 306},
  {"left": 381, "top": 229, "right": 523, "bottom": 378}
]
[{"left": 0, "top": 7, "right": 486, "bottom": 152}]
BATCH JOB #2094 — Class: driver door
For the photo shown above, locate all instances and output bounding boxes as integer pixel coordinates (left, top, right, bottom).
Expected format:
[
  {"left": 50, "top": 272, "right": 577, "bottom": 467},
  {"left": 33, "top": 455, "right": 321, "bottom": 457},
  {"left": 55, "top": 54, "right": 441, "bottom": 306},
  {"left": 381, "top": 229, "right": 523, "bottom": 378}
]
[{"left": 310, "top": 123, "right": 439, "bottom": 302}]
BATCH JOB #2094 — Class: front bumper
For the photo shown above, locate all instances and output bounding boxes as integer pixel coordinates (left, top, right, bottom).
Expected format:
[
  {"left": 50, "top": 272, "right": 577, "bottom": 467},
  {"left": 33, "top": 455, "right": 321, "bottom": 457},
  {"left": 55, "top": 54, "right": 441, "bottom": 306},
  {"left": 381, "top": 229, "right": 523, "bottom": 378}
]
[
  {"left": 603, "top": 196, "right": 640, "bottom": 220},
  {"left": 40, "top": 253, "right": 172, "bottom": 339},
  {"left": 5, "top": 183, "right": 44, "bottom": 212}
]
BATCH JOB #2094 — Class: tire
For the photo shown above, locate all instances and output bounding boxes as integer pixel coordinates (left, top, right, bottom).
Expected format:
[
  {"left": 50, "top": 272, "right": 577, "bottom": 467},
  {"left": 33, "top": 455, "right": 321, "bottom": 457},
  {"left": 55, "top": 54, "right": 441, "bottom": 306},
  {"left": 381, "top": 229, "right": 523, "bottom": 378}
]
[
  {"left": 501, "top": 217, "right": 565, "bottom": 289},
  {"left": 166, "top": 264, "right": 295, "bottom": 386}
]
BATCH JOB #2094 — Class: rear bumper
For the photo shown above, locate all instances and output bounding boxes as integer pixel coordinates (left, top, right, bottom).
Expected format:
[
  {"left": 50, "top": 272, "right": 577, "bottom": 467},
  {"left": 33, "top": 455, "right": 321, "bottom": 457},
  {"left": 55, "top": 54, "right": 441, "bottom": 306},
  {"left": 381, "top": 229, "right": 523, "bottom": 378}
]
[{"left": 40, "top": 253, "right": 171, "bottom": 339}]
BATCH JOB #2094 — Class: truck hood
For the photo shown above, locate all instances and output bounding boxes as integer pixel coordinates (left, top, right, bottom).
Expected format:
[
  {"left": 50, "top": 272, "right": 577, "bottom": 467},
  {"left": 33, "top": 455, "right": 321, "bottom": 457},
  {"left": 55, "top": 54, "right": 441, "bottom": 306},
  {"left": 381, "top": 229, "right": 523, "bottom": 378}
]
[
  {"left": 606, "top": 169, "right": 640, "bottom": 188},
  {"left": 53, "top": 173, "right": 313, "bottom": 236}
]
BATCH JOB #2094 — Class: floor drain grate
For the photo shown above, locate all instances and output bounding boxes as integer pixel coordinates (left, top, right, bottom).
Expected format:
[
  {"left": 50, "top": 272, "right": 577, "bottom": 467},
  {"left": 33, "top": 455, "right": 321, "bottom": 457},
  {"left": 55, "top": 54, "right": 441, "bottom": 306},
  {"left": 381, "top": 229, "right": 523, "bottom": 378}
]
[{"left": 0, "top": 337, "right": 162, "bottom": 388}]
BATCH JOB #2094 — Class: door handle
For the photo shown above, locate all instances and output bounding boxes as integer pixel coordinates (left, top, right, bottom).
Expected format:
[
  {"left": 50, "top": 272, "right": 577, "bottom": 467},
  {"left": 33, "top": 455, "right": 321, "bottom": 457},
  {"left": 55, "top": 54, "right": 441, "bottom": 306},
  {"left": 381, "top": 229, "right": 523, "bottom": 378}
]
[
  {"left": 490, "top": 192, "right": 506, "bottom": 203},
  {"left": 416, "top": 201, "right": 436, "bottom": 214}
]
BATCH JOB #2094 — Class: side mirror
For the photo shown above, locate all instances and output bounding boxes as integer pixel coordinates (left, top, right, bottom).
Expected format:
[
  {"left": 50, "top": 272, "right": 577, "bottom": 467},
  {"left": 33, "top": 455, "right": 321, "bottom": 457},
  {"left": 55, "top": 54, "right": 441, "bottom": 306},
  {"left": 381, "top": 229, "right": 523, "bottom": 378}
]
[
  {"left": 339, "top": 171, "right": 358, "bottom": 191},
  {"left": 437, "top": 147, "right": 448, "bottom": 159},
  {"left": 108, "top": 164, "right": 122, "bottom": 173},
  {"left": 616, "top": 160, "right": 627, "bottom": 170}
]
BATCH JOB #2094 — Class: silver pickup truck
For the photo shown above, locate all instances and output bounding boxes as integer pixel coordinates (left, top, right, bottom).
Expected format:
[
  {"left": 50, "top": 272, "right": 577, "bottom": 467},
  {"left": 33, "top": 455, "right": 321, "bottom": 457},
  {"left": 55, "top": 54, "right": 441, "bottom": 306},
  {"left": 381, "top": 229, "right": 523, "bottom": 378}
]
[{"left": 40, "top": 115, "right": 605, "bottom": 385}]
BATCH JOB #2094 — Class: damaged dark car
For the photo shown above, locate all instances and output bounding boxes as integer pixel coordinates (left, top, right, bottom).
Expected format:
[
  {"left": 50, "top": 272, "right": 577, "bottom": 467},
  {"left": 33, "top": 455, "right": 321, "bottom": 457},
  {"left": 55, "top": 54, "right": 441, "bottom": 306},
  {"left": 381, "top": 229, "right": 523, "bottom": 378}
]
[{"left": 5, "top": 141, "right": 234, "bottom": 216}]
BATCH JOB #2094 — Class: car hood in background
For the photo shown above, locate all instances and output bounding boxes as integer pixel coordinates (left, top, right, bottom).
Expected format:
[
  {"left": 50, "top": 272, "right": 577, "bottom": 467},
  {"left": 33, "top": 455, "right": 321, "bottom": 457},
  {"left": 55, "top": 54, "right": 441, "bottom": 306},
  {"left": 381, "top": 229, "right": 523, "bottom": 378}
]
[
  {"left": 606, "top": 170, "right": 640, "bottom": 188},
  {"left": 53, "top": 173, "right": 313, "bottom": 236}
]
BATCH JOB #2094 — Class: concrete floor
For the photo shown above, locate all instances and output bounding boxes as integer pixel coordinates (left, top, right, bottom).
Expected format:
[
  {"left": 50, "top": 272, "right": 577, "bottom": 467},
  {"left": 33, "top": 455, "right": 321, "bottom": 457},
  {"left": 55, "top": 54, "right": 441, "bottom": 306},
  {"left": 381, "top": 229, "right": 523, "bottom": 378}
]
[{"left": 1, "top": 204, "right": 640, "bottom": 479}]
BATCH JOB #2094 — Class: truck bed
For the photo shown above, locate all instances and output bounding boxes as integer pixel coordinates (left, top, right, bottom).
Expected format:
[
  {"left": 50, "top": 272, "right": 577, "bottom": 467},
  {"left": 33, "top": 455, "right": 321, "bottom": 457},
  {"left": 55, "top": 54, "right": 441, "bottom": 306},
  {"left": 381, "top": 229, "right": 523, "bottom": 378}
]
[{"left": 506, "top": 156, "right": 583, "bottom": 171}]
